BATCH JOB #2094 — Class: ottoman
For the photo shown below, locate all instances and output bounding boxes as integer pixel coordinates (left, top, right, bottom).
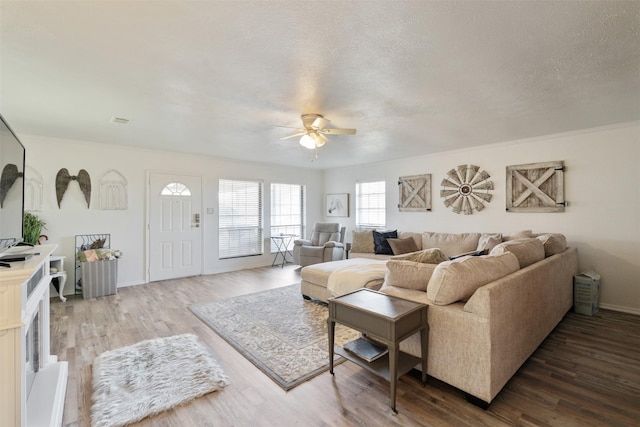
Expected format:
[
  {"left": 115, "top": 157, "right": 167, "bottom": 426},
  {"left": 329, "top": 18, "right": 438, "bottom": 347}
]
[{"left": 300, "top": 258, "right": 387, "bottom": 302}]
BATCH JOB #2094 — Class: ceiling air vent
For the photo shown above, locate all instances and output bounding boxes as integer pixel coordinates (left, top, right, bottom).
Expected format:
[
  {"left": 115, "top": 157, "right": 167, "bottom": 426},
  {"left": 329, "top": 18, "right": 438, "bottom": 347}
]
[{"left": 110, "top": 116, "right": 131, "bottom": 125}]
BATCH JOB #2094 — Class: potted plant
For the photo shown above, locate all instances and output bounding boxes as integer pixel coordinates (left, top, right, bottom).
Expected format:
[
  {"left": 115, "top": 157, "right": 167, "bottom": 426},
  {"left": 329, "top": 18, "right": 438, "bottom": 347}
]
[{"left": 23, "top": 212, "right": 46, "bottom": 245}]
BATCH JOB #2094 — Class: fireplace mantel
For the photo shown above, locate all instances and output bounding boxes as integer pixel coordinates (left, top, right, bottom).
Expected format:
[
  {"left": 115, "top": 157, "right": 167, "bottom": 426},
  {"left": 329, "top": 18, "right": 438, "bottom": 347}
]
[{"left": 0, "top": 245, "right": 68, "bottom": 426}]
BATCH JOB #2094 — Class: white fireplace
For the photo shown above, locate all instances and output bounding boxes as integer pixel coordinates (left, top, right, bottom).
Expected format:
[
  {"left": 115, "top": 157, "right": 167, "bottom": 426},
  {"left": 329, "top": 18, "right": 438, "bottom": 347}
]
[{"left": 0, "top": 245, "right": 68, "bottom": 426}]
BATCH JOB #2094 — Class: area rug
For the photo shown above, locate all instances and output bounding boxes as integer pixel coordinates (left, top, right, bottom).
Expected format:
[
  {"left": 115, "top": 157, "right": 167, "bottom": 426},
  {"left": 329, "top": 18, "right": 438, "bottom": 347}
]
[
  {"left": 91, "top": 333, "right": 229, "bottom": 427},
  {"left": 189, "top": 284, "right": 360, "bottom": 390}
]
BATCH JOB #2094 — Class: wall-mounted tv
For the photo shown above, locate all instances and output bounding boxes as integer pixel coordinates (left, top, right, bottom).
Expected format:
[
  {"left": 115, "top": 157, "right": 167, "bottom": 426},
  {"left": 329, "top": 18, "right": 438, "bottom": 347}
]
[{"left": 0, "top": 114, "right": 26, "bottom": 249}]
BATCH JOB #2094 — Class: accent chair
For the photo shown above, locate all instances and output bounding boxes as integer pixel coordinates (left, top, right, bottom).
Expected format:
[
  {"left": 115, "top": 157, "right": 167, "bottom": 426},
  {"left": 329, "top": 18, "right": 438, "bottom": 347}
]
[{"left": 292, "top": 222, "right": 346, "bottom": 267}]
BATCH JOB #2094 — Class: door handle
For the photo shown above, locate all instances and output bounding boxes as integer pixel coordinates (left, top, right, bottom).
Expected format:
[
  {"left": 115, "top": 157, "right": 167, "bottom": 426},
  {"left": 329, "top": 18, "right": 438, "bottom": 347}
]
[{"left": 193, "top": 213, "right": 200, "bottom": 228}]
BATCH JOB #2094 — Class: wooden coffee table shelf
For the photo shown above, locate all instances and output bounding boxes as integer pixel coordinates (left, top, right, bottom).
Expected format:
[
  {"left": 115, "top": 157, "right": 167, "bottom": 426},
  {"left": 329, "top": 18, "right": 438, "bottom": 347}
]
[{"left": 328, "top": 288, "right": 428, "bottom": 413}]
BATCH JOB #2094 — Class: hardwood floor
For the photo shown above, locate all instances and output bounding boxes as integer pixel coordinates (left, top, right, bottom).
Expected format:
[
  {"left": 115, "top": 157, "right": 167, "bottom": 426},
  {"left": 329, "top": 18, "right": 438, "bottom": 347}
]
[{"left": 51, "top": 266, "right": 640, "bottom": 426}]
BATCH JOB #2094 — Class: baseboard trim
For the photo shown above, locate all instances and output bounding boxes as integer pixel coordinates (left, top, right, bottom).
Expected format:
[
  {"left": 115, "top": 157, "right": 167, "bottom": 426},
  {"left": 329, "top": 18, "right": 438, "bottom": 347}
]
[{"left": 599, "top": 303, "right": 640, "bottom": 316}]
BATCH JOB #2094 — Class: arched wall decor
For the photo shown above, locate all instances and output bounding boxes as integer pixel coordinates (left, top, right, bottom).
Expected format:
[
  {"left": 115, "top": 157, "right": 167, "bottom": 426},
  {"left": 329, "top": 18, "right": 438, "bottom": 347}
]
[
  {"left": 24, "top": 166, "right": 43, "bottom": 212},
  {"left": 440, "top": 164, "right": 493, "bottom": 215},
  {"left": 99, "top": 169, "right": 128, "bottom": 210}
]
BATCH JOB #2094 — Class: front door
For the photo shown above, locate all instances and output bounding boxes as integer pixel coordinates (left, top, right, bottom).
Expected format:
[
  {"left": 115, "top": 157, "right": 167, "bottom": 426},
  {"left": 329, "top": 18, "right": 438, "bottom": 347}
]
[{"left": 148, "top": 173, "right": 202, "bottom": 282}]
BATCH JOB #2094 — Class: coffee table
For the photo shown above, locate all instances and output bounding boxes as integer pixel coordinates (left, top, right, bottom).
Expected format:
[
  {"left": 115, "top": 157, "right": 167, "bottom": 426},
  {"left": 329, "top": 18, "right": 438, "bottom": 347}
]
[{"left": 328, "top": 288, "right": 428, "bottom": 413}]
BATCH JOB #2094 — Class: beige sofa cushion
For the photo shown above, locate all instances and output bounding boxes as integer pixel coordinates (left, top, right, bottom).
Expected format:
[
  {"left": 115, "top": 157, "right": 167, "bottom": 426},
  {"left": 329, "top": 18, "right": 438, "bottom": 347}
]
[
  {"left": 384, "top": 260, "right": 437, "bottom": 291},
  {"left": 490, "top": 238, "right": 545, "bottom": 268},
  {"left": 536, "top": 233, "right": 567, "bottom": 257},
  {"left": 351, "top": 230, "right": 374, "bottom": 253},
  {"left": 387, "top": 237, "right": 419, "bottom": 255},
  {"left": 503, "top": 229, "right": 533, "bottom": 241},
  {"left": 422, "top": 232, "right": 481, "bottom": 258},
  {"left": 390, "top": 248, "right": 448, "bottom": 264},
  {"left": 426, "top": 252, "right": 520, "bottom": 305}
]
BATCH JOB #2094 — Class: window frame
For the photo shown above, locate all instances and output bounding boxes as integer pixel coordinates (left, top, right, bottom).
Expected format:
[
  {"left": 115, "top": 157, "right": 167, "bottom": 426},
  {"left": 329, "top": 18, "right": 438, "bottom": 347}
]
[
  {"left": 355, "top": 180, "right": 386, "bottom": 229},
  {"left": 270, "top": 182, "right": 306, "bottom": 252},
  {"left": 218, "top": 178, "right": 264, "bottom": 259}
]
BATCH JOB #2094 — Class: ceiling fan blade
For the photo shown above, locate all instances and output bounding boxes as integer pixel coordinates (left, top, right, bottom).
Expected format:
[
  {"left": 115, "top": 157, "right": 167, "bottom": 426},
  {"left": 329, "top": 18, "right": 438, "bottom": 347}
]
[
  {"left": 322, "top": 128, "right": 356, "bottom": 135},
  {"left": 311, "top": 116, "right": 330, "bottom": 130},
  {"left": 280, "top": 132, "right": 305, "bottom": 140},
  {"left": 273, "top": 125, "right": 304, "bottom": 131}
]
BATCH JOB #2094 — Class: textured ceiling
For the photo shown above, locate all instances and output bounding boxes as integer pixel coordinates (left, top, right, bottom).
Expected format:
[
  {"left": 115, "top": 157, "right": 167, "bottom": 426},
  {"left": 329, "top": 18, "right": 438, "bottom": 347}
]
[{"left": 1, "top": 1, "right": 639, "bottom": 170}]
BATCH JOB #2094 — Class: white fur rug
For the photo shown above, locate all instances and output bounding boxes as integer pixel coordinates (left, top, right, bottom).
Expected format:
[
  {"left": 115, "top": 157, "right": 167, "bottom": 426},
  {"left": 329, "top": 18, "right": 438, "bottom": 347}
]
[{"left": 91, "top": 334, "right": 229, "bottom": 427}]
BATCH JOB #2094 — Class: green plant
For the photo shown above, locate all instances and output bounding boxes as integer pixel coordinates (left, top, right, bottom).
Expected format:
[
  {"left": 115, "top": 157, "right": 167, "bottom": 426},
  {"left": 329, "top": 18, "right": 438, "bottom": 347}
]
[{"left": 23, "top": 212, "right": 46, "bottom": 245}]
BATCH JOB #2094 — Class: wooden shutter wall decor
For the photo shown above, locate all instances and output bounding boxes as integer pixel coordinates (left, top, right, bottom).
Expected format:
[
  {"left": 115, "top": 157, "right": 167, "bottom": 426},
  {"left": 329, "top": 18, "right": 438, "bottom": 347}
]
[
  {"left": 506, "top": 160, "right": 566, "bottom": 213},
  {"left": 398, "top": 174, "right": 431, "bottom": 212}
]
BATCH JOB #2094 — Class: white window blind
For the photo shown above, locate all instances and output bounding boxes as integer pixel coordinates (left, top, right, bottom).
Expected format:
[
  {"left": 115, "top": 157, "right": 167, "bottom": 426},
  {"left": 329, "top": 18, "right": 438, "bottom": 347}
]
[
  {"left": 270, "top": 183, "right": 305, "bottom": 252},
  {"left": 219, "top": 179, "right": 263, "bottom": 259},
  {"left": 356, "top": 180, "right": 386, "bottom": 229}
]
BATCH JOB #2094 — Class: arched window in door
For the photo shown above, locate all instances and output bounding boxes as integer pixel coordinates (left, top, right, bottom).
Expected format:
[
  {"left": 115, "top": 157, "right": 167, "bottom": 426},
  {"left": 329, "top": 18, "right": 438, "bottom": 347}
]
[{"left": 161, "top": 182, "right": 192, "bottom": 196}]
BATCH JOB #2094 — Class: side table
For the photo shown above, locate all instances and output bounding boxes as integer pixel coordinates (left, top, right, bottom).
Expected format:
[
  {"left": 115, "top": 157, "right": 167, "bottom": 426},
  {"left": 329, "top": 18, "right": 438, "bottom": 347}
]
[
  {"left": 328, "top": 288, "right": 428, "bottom": 413},
  {"left": 270, "top": 234, "right": 296, "bottom": 268}
]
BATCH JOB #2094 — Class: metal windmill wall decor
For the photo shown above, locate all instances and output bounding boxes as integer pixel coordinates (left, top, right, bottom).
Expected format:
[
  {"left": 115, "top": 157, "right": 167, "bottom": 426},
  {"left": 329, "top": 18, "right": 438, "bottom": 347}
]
[{"left": 440, "top": 164, "right": 493, "bottom": 214}]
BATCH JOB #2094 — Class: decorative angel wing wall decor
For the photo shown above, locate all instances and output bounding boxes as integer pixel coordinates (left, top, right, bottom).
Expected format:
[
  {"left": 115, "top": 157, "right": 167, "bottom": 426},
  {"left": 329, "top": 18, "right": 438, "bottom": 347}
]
[
  {"left": 56, "top": 168, "right": 91, "bottom": 208},
  {"left": 0, "top": 164, "right": 23, "bottom": 208}
]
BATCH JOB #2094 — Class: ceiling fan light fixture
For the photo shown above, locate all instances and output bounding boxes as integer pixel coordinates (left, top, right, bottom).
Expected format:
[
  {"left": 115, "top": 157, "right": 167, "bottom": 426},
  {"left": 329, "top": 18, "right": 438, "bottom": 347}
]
[{"left": 299, "top": 133, "right": 316, "bottom": 149}]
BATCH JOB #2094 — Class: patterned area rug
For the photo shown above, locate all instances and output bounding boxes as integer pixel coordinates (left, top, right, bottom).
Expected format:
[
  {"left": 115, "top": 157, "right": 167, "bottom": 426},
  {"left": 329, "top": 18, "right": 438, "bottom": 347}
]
[
  {"left": 190, "top": 284, "right": 359, "bottom": 390},
  {"left": 91, "top": 334, "right": 229, "bottom": 427}
]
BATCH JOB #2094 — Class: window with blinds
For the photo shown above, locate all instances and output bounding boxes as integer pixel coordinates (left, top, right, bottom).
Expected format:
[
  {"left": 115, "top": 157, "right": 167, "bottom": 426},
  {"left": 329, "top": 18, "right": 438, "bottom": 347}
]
[
  {"left": 218, "top": 179, "right": 263, "bottom": 259},
  {"left": 270, "top": 183, "right": 305, "bottom": 252},
  {"left": 356, "top": 180, "right": 386, "bottom": 229}
]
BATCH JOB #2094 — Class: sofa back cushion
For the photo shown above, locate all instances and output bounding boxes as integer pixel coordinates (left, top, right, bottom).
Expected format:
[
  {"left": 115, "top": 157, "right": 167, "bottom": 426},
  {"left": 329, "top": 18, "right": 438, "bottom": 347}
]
[
  {"left": 384, "top": 260, "right": 438, "bottom": 291},
  {"left": 490, "top": 238, "right": 545, "bottom": 268},
  {"left": 422, "top": 232, "right": 481, "bottom": 258},
  {"left": 426, "top": 252, "right": 520, "bottom": 305}
]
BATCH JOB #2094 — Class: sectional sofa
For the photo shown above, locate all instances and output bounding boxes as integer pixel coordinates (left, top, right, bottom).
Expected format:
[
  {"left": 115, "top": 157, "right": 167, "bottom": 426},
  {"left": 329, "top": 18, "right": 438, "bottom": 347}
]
[{"left": 300, "top": 229, "right": 578, "bottom": 406}]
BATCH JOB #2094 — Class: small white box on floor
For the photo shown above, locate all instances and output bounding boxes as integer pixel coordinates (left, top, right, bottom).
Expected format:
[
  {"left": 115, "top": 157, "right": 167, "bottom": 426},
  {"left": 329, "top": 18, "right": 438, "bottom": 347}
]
[
  {"left": 81, "top": 259, "right": 118, "bottom": 299},
  {"left": 574, "top": 271, "right": 600, "bottom": 316}
]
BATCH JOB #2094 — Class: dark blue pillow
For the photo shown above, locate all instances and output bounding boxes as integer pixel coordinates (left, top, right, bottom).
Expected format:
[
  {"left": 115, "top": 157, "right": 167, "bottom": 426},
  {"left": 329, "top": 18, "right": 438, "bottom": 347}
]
[{"left": 373, "top": 230, "right": 398, "bottom": 255}]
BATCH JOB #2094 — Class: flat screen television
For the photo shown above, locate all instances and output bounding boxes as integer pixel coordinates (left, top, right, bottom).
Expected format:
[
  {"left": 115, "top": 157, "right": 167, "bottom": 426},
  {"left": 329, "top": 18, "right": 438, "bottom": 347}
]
[{"left": 0, "top": 114, "right": 26, "bottom": 250}]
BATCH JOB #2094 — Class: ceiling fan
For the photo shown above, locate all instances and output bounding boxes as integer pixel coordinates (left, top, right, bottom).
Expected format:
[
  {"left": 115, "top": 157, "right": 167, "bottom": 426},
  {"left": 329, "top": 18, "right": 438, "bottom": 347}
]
[{"left": 275, "top": 113, "right": 356, "bottom": 152}]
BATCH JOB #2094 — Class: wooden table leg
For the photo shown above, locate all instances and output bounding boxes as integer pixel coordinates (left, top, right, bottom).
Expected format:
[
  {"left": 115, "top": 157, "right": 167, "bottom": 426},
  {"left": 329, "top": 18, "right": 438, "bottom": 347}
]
[
  {"left": 389, "top": 343, "right": 399, "bottom": 413},
  {"left": 420, "top": 325, "right": 428, "bottom": 385},
  {"left": 328, "top": 318, "right": 335, "bottom": 375}
]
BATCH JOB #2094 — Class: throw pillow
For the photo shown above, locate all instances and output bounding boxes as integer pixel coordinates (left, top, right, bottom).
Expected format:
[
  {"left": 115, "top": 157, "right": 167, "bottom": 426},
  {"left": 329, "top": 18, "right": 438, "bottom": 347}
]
[
  {"left": 476, "top": 233, "right": 502, "bottom": 252},
  {"left": 384, "top": 260, "right": 437, "bottom": 291},
  {"left": 426, "top": 252, "right": 520, "bottom": 305},
  {"left": 351, "top": 230, "right": 375, "bottom": 253},
  {"left": 536, "top": 233, "right": 567, "bottom": 257},
  {"left": 390, "top": 248, "right": 448, "bottom": 264},
  {"left": 387, "top": 237, "right": 419, "bottom": 255},
  {"left": 489, "top": 238, "right": 545, "bottom": 268},
  {"left": 373, "top": 230, "right": 398, "bottom": 255}
]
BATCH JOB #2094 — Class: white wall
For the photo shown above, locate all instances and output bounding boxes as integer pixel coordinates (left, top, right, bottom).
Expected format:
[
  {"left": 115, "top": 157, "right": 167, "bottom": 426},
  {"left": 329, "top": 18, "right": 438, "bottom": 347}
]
[
  {"left": 323, "top": 122, "right": 640, "bottom": 314},
  {"left": 22, "top": 135, "right": 325, "bottom": 289}
]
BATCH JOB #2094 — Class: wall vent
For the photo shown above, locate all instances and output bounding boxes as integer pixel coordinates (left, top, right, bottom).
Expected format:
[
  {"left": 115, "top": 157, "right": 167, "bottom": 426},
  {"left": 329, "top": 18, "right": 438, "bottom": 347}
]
[{"left": 110, "top": 117, "right": 131, "bottom": 125}]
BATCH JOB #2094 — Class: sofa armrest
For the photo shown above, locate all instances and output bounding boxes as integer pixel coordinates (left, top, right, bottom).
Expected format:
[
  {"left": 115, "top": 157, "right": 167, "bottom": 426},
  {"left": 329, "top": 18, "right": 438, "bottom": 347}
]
[{"left": 323, "top": 241, "right": 344, "bottom": 249}]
